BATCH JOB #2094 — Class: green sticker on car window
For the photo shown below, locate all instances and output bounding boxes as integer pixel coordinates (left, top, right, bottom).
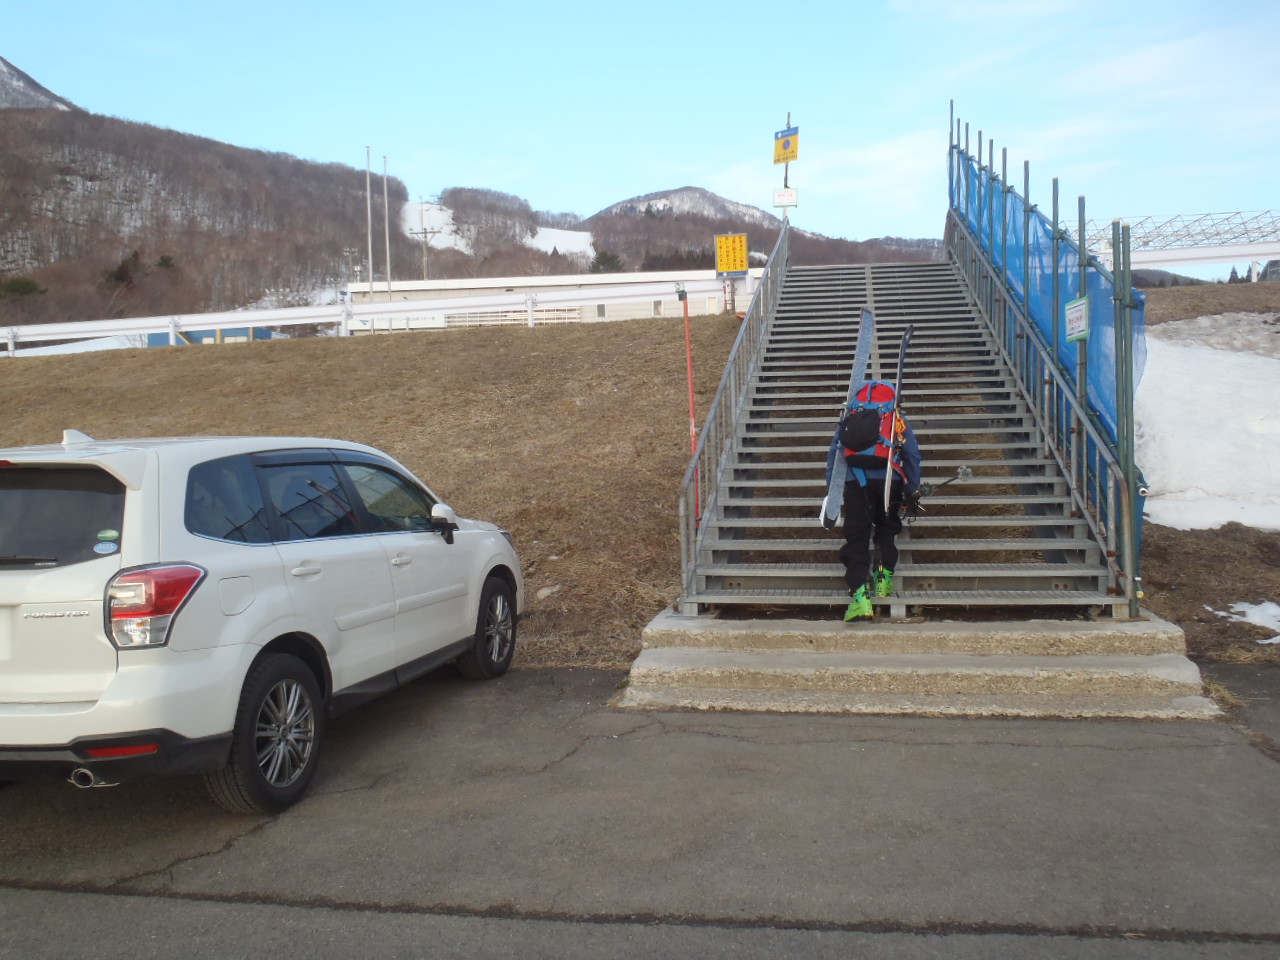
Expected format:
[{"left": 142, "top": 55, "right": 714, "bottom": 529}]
[{"left": 97, "top": 529, "right": 120, "bottom": 541}]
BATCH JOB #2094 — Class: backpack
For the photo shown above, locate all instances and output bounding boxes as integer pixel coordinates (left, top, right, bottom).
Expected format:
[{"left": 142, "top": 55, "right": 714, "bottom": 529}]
[{"left": 840, "top": 380, "right": 906, "bottom": 476}]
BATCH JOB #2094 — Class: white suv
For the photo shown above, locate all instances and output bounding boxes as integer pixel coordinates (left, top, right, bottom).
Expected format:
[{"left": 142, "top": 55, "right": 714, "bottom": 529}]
[{"left": 0, "top": 431, "right": 523, "bottom": 813}]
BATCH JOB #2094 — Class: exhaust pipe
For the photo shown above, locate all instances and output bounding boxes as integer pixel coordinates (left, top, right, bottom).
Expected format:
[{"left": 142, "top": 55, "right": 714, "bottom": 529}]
[{"left": 68, "top": 767, "right": 118, "bottom": 789}]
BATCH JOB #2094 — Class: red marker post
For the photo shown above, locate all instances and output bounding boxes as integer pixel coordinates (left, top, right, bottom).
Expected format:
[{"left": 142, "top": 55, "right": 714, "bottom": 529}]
[{"left": 677, "top": 283, "right": 700, "bottom": 521}]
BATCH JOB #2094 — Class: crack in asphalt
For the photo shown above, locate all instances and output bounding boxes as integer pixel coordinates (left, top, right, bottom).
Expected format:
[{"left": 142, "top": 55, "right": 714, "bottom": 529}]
[
  {"left": 100, "top": 818, "right": 276, "bottom": 892},
  {"left": 506, "top": 713, "right": 1258, "bottom": 789},
  {"left": 533, "top": 717, "right": 668, "bottom": 772},
  {"left": 617, "top": 721, "right": 1241, "bottom": 754},
  {"left": 1, "top": 881, "right": 1278, "bottom": 945}
]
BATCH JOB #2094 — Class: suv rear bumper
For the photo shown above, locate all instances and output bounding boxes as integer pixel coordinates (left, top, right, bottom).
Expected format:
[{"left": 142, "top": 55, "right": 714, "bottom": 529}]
[
  {"left": 0, "top": 643, "right": 257, "bottom": 747},
  {"left": 0, "top": 729, "right": 232, "bottom": 784}
]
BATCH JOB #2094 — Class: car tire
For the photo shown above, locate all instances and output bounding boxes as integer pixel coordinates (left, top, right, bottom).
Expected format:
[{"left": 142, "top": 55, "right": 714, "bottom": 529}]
[
  {"left": 455, "top": 576, "right": 516, "bottom": 680},
  {"left": 204, "top": 653, "right": 324, "bottom": 815}
]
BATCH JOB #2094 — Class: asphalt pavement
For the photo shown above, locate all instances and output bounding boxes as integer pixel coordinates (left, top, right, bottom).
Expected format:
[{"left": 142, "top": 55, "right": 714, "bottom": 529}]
[{"left": 1, "top": 665, "right": 1277, "bottom": 959}]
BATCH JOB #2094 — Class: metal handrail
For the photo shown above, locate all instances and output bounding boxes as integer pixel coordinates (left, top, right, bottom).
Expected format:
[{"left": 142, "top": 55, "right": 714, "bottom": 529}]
[
  {"left": 945, "top": 209, "right": 1139, "bottom": 614},
  {"left": 677, "top": 225, "right": 790, "bottom": 609}
]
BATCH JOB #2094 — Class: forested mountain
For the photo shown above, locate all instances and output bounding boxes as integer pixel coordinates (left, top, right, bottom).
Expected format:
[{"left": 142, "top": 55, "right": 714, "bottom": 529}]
[
  {"left": 582, "top": 187, "right": 941, "bottom": 273},
  {"left": 0, "top": 108, "right": 419, "bottom": 325}
]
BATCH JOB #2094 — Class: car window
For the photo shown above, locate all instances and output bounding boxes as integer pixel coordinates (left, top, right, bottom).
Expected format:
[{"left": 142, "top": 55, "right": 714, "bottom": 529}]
[
  {"left": 260, "top": 463, "right": 361, "bottom": 542},
  {"left": 0, "top": 466, "right": 125, "bottom": 568},
  {"left": 342, "top": 463, "right": 436, "bottom": 532},
  {"left": 186, "top": 455, "right": 272, "bottom": 544}
]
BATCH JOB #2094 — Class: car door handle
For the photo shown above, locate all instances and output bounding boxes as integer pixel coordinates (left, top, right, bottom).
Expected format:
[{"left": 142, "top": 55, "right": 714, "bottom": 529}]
[
  {"left": 290, "top": 564, "right": 321, "bottom": 577},
  {"left": 390, "top": 556, "right": 412, "bottom": 567}
]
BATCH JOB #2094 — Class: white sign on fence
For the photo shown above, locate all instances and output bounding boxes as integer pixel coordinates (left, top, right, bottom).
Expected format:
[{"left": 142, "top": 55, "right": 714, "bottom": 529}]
[{"left": 1065, "top": 296, "right": 1089, "bottom": 343}]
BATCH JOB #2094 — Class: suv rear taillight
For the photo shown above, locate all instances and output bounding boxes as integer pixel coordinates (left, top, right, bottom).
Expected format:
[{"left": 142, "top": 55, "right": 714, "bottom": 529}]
[{"left": 105, "top": 564, "right": 206, "bottom": 648}]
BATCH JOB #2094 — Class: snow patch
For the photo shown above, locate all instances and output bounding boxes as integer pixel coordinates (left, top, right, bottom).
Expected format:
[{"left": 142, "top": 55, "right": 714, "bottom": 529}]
[
  {"left": 1205, "top": 601, "right": 1280, "bottom": 644},
  {"left": 526, "top": 226, "right": 594, "bottom": 258},
  {"left": 1135, "top": 336, "right": 1280, "bottom": 532},
  {"left": 402, "top": 202, "right": 474, "bottom": 255},
  {"left": 15, "top": 336, "right": 144, "bottom": 356}
]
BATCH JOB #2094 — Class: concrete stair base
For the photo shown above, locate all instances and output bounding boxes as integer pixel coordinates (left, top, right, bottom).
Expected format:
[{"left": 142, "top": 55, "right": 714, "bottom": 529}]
[
  {"left": 617, "top": 682, "right": 1219, "bottom": 720},
  {"left": 616, "top": 608, "right": 1220, "bottom": 720}
]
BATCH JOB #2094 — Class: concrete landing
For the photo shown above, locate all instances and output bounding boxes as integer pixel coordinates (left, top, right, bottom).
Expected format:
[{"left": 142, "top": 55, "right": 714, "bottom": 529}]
[{"left": 617, "top": 608, "right": 1220, "bottom": 720}]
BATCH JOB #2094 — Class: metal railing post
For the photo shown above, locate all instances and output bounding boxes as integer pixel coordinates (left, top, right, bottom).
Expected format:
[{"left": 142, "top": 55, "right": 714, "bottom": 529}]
[
  {"left": 1076, "top": 196, "right": 1089, "bottom": 406},
  {"left": 1114, "top": 220, "right": 1141, "bottom": 616}
]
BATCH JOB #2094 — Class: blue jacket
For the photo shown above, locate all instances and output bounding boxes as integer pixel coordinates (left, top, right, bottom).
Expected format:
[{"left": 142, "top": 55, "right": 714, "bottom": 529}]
[{"left": 825, "top": 411, "right": 922, "bottom": 492}]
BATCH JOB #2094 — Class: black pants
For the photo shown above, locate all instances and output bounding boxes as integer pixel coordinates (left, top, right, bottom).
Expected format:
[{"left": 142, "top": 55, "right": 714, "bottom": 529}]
[{"left": 839, "top": 478, "right": 904, "bottom": 592}]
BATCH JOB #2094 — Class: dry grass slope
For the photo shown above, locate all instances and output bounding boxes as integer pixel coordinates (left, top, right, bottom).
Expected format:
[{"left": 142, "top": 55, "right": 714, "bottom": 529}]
[{"left": 4, "top": 281, "right": 1277, "bottom": 666}]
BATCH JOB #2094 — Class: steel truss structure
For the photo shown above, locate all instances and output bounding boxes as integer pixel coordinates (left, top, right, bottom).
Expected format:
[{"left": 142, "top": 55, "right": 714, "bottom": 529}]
[{"left": 1082, "top": 211, "right": 1280, "bottom": 268}]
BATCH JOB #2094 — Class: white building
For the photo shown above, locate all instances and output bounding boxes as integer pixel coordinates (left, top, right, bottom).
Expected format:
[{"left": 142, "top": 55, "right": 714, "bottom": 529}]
[{"left": 346, "top": 269, "right": 763, "bottom": 332}]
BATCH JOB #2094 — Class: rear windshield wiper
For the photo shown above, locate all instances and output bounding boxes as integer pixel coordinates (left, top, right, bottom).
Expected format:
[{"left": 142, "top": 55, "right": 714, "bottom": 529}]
[{"left": 0, "top": 555, "right": 58, "bottom": 565}]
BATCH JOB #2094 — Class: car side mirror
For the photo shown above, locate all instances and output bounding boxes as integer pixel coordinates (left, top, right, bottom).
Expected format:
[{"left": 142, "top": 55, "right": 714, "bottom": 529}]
[{"left": 429, "top": 503, "right": 459, "bottom": 545}]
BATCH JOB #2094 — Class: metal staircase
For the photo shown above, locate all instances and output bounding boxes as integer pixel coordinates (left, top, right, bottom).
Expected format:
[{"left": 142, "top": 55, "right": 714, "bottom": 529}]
[
  {"left": 636, "top": 248, "right": 1213, "bottom": 719},
  {"left": 685, "top": 260, "right": 1119, "bottom": 618},
  {"left": 630, "top": 137, "right": 1204, "bottom": 719}
]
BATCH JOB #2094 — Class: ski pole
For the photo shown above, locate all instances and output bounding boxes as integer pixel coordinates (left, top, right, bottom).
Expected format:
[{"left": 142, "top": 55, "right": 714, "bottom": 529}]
[{"left": 903, "top": 465, "right": 973, "bottom": 514}]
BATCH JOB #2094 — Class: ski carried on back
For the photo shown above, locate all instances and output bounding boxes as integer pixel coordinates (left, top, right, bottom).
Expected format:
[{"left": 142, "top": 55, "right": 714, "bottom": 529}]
[
  {"left": 821, "top": 307, "right": 876, "bottom": 530},
  {"left": 883, "top": 324, "right": 915, "bottom": 514}
]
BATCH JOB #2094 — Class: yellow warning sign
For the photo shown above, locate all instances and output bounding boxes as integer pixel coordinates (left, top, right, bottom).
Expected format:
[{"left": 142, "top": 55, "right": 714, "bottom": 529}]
[{"left": 715, "top": 234, "right": 749, "bottom": 277}]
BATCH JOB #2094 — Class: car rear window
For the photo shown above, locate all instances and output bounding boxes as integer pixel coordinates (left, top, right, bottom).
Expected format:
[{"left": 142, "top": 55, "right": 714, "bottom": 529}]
[{"left": 0, "top": 466, "right": 126, "bottom": 568}]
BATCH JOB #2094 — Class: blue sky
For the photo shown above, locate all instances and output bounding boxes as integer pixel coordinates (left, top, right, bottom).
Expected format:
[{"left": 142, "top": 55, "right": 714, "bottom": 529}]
[{"left": 8, "top": 0, "right": 1277, "bottom": 273}]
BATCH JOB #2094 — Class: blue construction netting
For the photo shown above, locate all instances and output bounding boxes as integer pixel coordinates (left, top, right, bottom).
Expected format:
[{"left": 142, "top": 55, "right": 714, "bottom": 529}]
[{"left": 951, "top": 154, "right": 1146, "bottom": 443}]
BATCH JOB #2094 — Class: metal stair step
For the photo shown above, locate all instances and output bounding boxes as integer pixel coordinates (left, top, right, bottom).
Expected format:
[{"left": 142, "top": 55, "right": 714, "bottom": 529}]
[
  {"left": 700, "top": 538, "right": 1096, "bottom": 553},
  {"left": 726, "top": 459, "right": 1057, "bottom": 472},
  {"left": 706, "top": 516, "right": 1087, "bottom": 529},
  {"left": 716, "top": 494, "right": 1071, "bottom": 509},
  {"left": 723, "top": 480, "right": 1068, "bottom": 493},
  {"left": 684, "top": 588, "right": 1113, "bottom": 606},
  {"left": 738, "top": 417, "right": 1033, "bottom": 431},
  {"left": 698, "top": 562, "right": 1103, "bottom": 578},
  {"left": 729, "top": 443, "right": 1044, "bottom": 456}
]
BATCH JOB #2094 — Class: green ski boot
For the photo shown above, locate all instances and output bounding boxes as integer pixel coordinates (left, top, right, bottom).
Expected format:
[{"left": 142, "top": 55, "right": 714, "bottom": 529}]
[
  {"left": 874, "top": 565, "right": 895, "bottom": 598},
  {"left": 843, "top": 584, "right": 873, "bottom": 622}
]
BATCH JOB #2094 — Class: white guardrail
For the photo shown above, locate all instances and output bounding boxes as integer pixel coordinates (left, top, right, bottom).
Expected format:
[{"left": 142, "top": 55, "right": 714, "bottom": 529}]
[{"left": 3, "top": 276, "right": 747, "bottom": 357}]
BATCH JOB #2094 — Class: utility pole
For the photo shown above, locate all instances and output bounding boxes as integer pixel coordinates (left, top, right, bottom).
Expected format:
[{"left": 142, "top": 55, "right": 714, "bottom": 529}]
[
  {"left": 341, "top": 247, "right": 357, "bottom": 303},
  {"left": 408, "top": 198, "right": 440, "bottom": 280},
  {"left": 365, "top": 148, "right": 374, "bottom": 306},
  {"left": 383, "top": 156, "right": 393, "bottom": 302},
  {"left": 416, "top": 198, "right": 428, "bottom": 280}
]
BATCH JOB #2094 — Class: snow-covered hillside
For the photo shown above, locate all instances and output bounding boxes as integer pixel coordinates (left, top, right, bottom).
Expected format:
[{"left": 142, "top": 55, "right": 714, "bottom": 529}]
[
  {"left": 402, "top": 202, "right": 475, "bottom": 256},
  {"left": 0, "top": 56, "right": 76, "bottom": 110},
  {"left": 405, "top": 201, "right": 596, "bottom": 260},
  {"left": 598, "top": 186, "right": 779, "bottom": 229}
]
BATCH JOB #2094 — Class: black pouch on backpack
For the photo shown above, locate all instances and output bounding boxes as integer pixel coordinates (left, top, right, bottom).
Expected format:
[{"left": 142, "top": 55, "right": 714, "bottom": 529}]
[{"left": 840, "top": 409, "right": 884, "bottom": 466}]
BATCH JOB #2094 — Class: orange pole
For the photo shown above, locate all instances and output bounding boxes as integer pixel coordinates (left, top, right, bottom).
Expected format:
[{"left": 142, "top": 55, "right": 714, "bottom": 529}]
[
  {"left": 681, "top": 289, "right": 700, "bottom": 521},
  {"left": 683, "top": 297, "right": 696, "bottom": 453}
]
